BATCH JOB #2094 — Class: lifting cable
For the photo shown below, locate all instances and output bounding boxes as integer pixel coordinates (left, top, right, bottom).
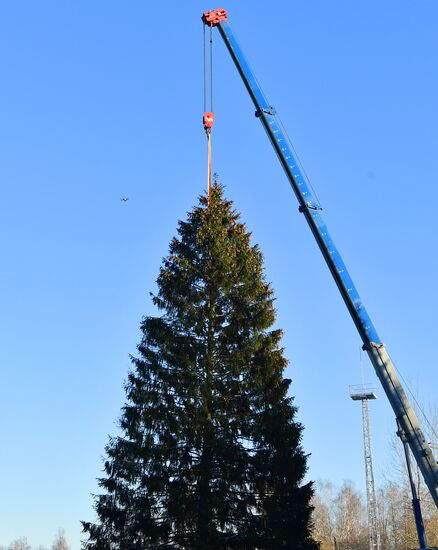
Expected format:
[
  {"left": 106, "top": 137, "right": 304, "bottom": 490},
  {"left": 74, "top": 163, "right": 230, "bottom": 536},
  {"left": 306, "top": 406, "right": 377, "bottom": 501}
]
[{"left": 203, "top": 22, "right": 214, "bottom": 206}]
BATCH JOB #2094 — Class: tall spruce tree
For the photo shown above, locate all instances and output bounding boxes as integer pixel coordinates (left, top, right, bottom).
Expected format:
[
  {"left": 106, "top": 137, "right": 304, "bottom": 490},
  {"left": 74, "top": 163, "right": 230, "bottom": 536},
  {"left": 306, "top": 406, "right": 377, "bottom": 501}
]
[{"left": 82, "top": 184, "right": 318, "bottom": 549}]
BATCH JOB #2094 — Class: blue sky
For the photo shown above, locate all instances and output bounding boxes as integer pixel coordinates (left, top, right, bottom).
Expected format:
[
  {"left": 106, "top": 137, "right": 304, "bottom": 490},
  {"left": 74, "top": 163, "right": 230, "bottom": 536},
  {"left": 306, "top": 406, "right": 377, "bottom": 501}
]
[{"left": 1, "top": 1, "right": 437, "bottom": 548}]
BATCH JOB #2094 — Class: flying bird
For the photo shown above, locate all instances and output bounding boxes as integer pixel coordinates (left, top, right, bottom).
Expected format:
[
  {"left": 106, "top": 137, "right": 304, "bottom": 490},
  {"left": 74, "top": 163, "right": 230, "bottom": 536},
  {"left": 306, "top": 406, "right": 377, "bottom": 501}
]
[{"left": 120, "top": 197, "right": 129, "bottom": 202}]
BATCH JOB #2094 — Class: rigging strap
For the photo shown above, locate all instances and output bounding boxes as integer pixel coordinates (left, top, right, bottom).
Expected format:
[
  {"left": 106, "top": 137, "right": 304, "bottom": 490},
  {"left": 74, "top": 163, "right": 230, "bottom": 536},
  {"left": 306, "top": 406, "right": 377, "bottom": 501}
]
[{"left": 207, "top": 132, "right": 212, "bottom": 201}]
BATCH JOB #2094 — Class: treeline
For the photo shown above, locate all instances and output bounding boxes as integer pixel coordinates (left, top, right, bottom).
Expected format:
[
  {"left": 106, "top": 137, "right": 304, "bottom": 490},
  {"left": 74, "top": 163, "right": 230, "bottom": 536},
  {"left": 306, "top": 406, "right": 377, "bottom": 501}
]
[
  {"left": 0, "top": 530, "right": 69, "bottom": 550},
  {"left": 312, "top": 478, "right": 438, "bottom": 549}
]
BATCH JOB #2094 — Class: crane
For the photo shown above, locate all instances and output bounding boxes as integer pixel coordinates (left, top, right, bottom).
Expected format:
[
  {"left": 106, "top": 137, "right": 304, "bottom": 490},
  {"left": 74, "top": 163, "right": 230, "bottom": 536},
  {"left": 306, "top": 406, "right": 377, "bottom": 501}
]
[{"left": 202, "top": 7, "right": 438, "bottom": 546}]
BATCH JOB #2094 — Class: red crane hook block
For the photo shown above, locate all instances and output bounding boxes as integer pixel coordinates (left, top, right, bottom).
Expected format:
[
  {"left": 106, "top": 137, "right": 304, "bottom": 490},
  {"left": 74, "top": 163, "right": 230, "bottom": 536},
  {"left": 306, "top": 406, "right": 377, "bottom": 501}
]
[{"left": 203, "top": 112, "right": 215, "bottom": 132}]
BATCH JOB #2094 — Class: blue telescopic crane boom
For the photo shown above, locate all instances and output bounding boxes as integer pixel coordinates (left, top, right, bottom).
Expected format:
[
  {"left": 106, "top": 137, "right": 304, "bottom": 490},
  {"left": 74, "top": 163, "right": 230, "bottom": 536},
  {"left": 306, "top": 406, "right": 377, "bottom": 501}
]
[{"left": 202, "top": 8, "right": 438, "bottom": 514}]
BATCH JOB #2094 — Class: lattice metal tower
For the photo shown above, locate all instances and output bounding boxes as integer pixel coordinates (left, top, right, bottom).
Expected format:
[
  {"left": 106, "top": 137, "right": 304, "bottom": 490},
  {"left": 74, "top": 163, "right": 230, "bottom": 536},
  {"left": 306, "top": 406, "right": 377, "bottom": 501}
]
[{"left": 350, "top": 385, "right": 381, "bottom": 550}]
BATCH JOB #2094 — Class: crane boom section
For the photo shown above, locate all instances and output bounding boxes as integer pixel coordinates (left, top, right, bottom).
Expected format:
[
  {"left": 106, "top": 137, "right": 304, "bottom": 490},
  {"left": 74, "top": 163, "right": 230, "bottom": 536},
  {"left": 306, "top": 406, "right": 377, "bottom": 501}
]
[
  {"left": 217, "top": 20, "right": 379, "bottom": 346},
  {"left": 208, "top": 14, "right": 438, "bottom": 509}
]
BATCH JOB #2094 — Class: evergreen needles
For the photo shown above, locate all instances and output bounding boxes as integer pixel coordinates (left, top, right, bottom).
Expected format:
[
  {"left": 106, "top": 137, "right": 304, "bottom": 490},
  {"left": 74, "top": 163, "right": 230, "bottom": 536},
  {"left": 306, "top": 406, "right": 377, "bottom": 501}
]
[{"left": 82, "top": 184, "right": 318, "bottom": 549}]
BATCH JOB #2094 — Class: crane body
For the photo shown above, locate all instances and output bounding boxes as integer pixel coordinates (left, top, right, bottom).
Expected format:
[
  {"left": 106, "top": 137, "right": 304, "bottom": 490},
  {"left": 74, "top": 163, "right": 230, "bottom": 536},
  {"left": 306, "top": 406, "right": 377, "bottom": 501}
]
[{"left": 202, "top": 8, "right": 438, "bottom": 516}]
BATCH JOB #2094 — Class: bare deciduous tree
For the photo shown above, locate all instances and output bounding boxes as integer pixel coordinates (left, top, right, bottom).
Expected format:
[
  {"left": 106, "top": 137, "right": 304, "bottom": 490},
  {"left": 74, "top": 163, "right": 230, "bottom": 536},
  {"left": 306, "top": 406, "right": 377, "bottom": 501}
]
[
  {"left": 311, "top": 481, "right": 336, "bottom": 548},
  {"left": 51, "top": 530, "right": 69, "bottom": 550},
  {"left": 312, "top": 480, "right": 367, "bottom": 549},
  {"left": 333, "top": 481, "right": 368, "bottom": 549},
  {"left": 8, "top": 539, "right": 31, "bottom": 550},
  {"left": 0, "top": 530, "right": 68, "bottom": 550}
]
